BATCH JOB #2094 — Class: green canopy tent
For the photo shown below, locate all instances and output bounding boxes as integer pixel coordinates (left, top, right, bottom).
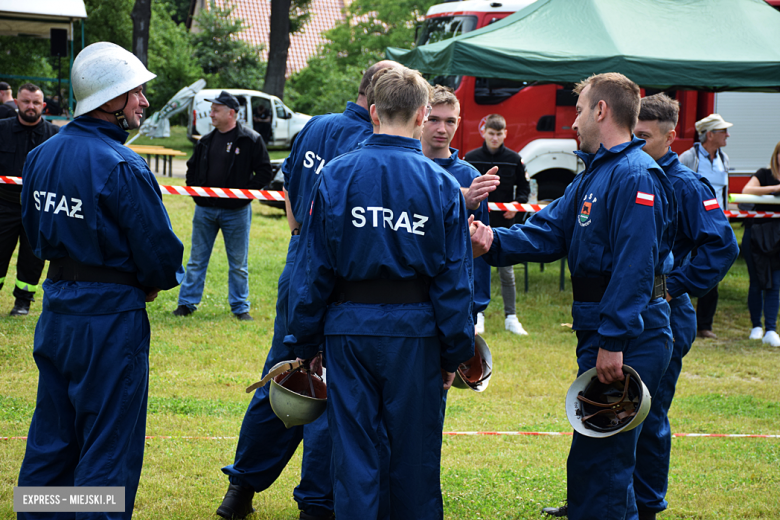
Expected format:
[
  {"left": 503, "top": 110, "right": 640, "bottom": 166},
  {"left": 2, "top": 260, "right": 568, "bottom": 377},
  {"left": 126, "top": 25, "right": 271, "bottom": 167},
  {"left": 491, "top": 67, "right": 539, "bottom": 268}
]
[{"left": 387, "top": 0, "right": 780, "bottom": 91}]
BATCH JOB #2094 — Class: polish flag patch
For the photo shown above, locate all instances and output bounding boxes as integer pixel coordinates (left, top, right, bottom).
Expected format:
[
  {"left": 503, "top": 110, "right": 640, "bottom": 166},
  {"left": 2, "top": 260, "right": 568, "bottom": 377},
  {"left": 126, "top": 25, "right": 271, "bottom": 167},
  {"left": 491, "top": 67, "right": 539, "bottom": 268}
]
[
  {"left": 703, "top": 198, "right": 719, "bottom": 211},
  {"left": 635, "top": 191, "right": 654, "bottom": 207}
]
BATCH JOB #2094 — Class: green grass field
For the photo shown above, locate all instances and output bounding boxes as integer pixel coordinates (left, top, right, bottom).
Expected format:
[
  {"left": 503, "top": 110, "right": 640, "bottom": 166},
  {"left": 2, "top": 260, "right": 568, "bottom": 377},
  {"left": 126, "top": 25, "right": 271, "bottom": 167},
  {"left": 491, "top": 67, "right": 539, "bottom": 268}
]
[{"left": 1, "top": 182, "right": 778, "bottom": 519}]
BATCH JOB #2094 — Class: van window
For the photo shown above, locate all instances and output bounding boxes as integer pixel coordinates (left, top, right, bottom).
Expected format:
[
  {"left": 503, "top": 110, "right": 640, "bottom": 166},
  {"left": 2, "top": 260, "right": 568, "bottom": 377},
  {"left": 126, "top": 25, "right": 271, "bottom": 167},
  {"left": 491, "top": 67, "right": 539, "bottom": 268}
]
[
  {"left": 236, "top": 96, "right": 249, "bottom": 124},
  {"left": 474, "top": 77, "right": 528, "bottom": 105},
  {"left": 275, "top": 101, "right": 287, "bottom": 119}
]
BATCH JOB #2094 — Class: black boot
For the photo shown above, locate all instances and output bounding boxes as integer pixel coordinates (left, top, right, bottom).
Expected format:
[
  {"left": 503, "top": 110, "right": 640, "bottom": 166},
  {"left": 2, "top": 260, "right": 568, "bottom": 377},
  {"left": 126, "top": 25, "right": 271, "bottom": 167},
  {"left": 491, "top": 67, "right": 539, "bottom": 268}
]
[
  {"left": 216, "top": 483, "right": 255, "bottom": 519},
  {"left": 542, "top": 503, "right": 568, "bottom": 517},
  {"left": 10, "top": 299, "right": 31, "bottom": 316}
]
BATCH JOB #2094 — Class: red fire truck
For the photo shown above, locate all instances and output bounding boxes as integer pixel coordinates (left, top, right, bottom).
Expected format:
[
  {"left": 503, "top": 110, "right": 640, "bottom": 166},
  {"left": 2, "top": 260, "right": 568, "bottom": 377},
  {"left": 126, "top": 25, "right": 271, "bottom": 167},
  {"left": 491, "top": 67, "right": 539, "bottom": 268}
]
[{"left": 417, "top": 0, "right": 779, "bottom": 199}]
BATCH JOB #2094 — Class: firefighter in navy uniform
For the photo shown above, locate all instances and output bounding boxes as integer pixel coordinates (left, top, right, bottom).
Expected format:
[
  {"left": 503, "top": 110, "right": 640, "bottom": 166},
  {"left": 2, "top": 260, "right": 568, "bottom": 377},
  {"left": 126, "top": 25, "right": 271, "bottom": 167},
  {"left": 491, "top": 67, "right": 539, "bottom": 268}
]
[
  {"left": 217, "top": 61, "right": 400, "bottom": 520},
  {"left": 471, "top": 73, "right": 677, "bottom": 520},
  {"left": 421, "top": 85, "right": 495, "bottom": 336},
  {"left": 285, "top": 67, "right": 475, "bottom": 520},
  {"left": 631, "top": 94, "right": 738, "bottom": 520},
  {"left": 17, "top": 42, "right": 184, "bottom": 519},
  {"left": 0, "top": 83, "right": 58, "bottom": 316}
]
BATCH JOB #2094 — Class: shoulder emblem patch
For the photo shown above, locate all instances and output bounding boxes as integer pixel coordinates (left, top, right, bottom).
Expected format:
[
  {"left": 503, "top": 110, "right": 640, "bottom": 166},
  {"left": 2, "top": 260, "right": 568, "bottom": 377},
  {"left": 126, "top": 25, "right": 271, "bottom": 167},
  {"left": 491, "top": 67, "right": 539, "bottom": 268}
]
[
  {"left": 635, "top": 191, "right": 654, "bottom": 207},
  {"left": 703, "top": 198, "right": 719, "bottom": 211}
]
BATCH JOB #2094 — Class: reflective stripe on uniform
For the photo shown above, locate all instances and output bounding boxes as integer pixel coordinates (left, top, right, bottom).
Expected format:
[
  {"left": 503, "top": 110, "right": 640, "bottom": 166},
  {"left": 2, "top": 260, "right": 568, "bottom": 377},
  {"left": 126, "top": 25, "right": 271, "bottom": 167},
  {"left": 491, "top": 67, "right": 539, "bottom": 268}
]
[{"left": 15, "top": 279, "right": 40, "bottom": 293}]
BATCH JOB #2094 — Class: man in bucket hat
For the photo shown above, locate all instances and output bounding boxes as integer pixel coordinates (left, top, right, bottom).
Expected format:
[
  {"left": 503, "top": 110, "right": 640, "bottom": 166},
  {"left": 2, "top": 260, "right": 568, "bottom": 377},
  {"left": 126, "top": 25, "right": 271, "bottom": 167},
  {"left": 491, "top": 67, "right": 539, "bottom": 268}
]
[
  {"left": 679, "top": 113, "right": 733, "bottom": 340},
  {"left": 173, "top": 90, "right": 272, "bottom": 320}
]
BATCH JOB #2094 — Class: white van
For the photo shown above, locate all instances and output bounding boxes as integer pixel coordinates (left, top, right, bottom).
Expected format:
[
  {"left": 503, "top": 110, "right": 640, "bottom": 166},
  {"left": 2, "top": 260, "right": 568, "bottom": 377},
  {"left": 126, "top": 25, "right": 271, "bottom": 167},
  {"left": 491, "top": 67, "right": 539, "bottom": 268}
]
[{"left": 188, "top": 88, "right": 310, "bottom": 148}]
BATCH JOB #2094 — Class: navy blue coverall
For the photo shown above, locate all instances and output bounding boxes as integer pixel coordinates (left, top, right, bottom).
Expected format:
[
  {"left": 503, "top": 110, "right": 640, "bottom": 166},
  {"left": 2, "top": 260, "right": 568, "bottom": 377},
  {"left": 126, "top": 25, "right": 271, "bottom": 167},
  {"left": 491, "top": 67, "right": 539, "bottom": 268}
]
[
  {"left": 221, "top": 102, "right": 372, "bottom": 516},
  {"left": 432, "top": 148, "right": 490, "bottom": 321},
  {"left": 17, "top": 117, "right": 184, "bottom": 519},
  {"left": 432, "top": 148, "right": 490, "bottom": 425},
  {"left": 482, "top": 137, "right": 676, "bottom": 520},
  {"left": 284, "top": 134, "right": 475, "bottom": 520},
  {"left": 633, "top": 149, "right": 738, "bottom": 514}
]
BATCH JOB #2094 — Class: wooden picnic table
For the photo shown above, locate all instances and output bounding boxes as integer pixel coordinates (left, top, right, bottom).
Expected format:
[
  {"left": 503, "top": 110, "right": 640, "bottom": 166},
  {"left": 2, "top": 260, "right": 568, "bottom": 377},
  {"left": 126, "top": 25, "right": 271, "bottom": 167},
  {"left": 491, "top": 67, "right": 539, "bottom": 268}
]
[{"left": 126, "top": 145, "right": 187, "bottom": 177}]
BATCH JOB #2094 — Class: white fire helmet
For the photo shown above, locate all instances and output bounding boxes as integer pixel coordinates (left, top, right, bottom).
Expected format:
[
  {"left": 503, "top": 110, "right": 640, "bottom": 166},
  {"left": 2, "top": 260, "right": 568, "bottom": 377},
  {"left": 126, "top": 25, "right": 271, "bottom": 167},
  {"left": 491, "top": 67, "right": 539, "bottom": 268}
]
[
  {"left": 452, "top": 335, "right": 492, "bottom": 392},
  {"left": 72, "top": 42, "right": 156, "bottom": 121},
  {"left": 268, "top": 360, "right": 327, "bottom": 429},
  {"left": 566, "top": 364, "right": 651, "bottom": 438}
]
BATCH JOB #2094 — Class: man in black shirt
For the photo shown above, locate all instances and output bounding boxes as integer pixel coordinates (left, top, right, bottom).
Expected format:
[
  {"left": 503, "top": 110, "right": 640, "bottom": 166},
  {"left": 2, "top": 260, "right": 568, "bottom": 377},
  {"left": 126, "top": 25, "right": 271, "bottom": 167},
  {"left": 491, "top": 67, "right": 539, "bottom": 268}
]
[
  {"left": 173, "top": 91, "right": 272, "bottom": 320},
  {"left": 0, "top": 82, "right": 17, "bottom": 119},
  {"left": 465, "top": 114, "right": 530, "bottom": 336},
  {"left": 0, "top": 83, "right": 59, "bottom": 315}
]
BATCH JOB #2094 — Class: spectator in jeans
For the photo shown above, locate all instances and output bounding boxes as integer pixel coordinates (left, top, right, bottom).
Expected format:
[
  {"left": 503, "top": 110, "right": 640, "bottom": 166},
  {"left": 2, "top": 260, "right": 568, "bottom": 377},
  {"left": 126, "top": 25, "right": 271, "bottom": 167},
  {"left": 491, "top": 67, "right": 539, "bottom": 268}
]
[
  {"left": 173, "top": 91, "right": 272, "bottom": 321},
  {"left": 741, "top": 140, "right": 780, "bottom": 347},
  {"left": 679, "top": 113, "right": 732, "bottom": 339},
  {"left": 465, "top": 114, "right": 530, "bottom": 335}
]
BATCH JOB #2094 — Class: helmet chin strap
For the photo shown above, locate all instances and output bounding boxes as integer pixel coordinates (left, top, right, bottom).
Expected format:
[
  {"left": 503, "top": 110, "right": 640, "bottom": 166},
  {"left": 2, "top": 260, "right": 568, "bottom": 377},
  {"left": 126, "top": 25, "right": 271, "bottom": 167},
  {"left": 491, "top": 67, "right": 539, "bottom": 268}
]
[{"left": 98, "top": 92, "right": 130, "bottom": 130}]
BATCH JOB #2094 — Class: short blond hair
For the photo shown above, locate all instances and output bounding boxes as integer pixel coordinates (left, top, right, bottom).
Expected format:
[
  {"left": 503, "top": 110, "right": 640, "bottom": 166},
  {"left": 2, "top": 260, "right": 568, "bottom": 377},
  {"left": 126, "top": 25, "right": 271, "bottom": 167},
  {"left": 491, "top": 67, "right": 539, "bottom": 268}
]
[
  {"left": 431, "top": 85, "right": 459, "bottom": 112},
  {"left": 575, "top": 73, "right": 641, "bottom": 133},
  {"left": 373, "top": 67, "right": 432, "bottom": 125}
]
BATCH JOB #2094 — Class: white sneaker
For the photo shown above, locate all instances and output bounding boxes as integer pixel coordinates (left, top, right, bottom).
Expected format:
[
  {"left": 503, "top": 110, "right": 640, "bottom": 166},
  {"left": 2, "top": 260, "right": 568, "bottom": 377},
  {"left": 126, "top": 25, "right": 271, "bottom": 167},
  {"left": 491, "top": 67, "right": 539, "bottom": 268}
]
[
  {"left": 749, "top": 327, "right": 763, "bottom": 340},
  {"left": 505, "top": 314, "right": 528, "bottom": 335},
  {"left": 762, "top": 330, "right": 780, "bottom": 347},
  {"left": 475, "top": 312, "right": 485, "bottom": 335}
]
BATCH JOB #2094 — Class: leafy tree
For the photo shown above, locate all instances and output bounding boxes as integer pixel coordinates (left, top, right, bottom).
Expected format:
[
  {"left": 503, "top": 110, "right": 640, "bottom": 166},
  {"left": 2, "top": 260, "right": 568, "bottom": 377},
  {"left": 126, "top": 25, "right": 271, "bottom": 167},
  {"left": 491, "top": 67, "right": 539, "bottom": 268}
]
[
  {"left": 190, "top": 0, "right": 266, "bottom": 89},
  {"left": 146, "top": 1, "right": 201, "bottom": 112},
  {"left": 286, "top": 0, "right": 436, "bottom": 115},
  {"left": 264, "top": 0, "right": 312, "bottom": 100},
  {"left": 131, "top": 0, "right": 153, "bottom": 67},
  {"left": 75, "top": 0, "right": 133, "bottom": 50},
  {"left": 0, "top": 37, "right": 57, "bottom": 93},
  {"left": 158, "top": 0, "right": 192, "bottom": 26}
]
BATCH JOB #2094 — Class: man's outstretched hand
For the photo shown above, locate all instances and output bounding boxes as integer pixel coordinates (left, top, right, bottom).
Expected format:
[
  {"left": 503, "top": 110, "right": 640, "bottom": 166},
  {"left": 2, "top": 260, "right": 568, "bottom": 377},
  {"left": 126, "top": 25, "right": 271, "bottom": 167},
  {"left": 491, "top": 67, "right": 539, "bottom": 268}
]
[{"left": 462, "top": 167, "right": 500, "bottom": 210}]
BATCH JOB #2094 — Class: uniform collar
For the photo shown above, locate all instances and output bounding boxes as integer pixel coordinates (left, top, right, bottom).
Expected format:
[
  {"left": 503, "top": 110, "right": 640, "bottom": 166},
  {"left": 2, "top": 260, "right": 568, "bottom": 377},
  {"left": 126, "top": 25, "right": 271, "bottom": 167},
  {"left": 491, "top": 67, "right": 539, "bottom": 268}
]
[
  {"left": 575, "top": 135, "right": 645, "bottom": 170},
  {"left": 656, "top": 148, "right": 679, "bottom": 170},
  {"left": 66, "top": 116, "right": 129, "bottom": 144},
  {"left": 432, "top": 147, "right": 460, "bottom": 168},
  {"left": 364, "top": 133, "right": 423, "bottom": 152},
  {"left": 344, "top": 101, "right": 371, "bottom": 124}
]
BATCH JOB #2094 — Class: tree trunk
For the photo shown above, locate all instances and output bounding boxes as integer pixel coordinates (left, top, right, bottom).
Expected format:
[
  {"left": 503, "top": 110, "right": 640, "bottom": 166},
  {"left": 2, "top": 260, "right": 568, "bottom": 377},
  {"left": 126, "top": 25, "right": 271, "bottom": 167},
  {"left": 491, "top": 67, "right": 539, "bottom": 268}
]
[
  {"left": 264, "top": 0, "right": 292, "bottom": 99},
  {"left": 131, "top": 0, "right": 152, "bottom": 66}
]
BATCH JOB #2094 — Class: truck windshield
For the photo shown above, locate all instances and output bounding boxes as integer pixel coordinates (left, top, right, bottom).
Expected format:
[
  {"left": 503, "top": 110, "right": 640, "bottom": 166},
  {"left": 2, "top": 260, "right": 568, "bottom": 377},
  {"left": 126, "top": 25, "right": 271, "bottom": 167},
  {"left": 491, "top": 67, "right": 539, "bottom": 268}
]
[{"left": 417, "top": 15, "right": 478, "bottom": 46}]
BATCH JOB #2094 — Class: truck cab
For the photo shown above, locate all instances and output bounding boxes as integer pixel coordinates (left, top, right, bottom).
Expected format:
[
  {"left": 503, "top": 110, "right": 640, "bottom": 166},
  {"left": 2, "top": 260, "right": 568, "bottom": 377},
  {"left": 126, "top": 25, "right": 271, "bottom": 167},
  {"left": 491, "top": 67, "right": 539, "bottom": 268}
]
[
  {"left": 416, "top": 0, "right": 718, "bottom": 201},
  {"left": 188, "top": 88, "right": 310, "bottom": 148}
]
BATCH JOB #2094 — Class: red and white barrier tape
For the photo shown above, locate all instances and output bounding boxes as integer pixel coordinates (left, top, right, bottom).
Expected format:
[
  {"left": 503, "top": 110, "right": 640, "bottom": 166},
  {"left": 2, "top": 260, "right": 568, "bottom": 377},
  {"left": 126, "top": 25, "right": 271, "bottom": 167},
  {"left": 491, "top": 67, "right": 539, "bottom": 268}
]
[
  {"left": 724, "top": 210, "right": 780, "bottom": 218},
  {"left": 157, "top": 184, "right": 286, "bottom": 202},
  {"left": 0, "top": 175, "right": 22, "bottom": 186},
  {"left": 2, "top": 431, "right": 779, "bottom": 441},
  {"left": 487, "top": 202, "right": 547, "bottom": 212},
  {"left": 1, "top": 176, "right": 775, "bottom": 217}
]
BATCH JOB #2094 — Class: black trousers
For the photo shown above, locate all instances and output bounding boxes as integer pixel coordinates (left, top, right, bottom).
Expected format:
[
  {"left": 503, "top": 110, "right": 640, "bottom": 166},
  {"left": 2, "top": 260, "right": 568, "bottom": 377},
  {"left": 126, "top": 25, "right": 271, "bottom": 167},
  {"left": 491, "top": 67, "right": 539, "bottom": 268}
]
[
  {"left": 696, "top": 283, "right": 719, "bottom": 331},
  {"left": 0, "top": 201, "right": 45, "bottom": 301}
]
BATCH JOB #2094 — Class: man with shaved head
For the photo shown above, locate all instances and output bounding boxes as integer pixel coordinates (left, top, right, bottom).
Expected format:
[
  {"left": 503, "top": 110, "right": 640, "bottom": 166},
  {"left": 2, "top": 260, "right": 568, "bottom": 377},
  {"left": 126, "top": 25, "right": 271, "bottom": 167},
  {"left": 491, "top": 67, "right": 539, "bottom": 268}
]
[{"left": 216, "top": 61, "right": 400, "bottom": 520}]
